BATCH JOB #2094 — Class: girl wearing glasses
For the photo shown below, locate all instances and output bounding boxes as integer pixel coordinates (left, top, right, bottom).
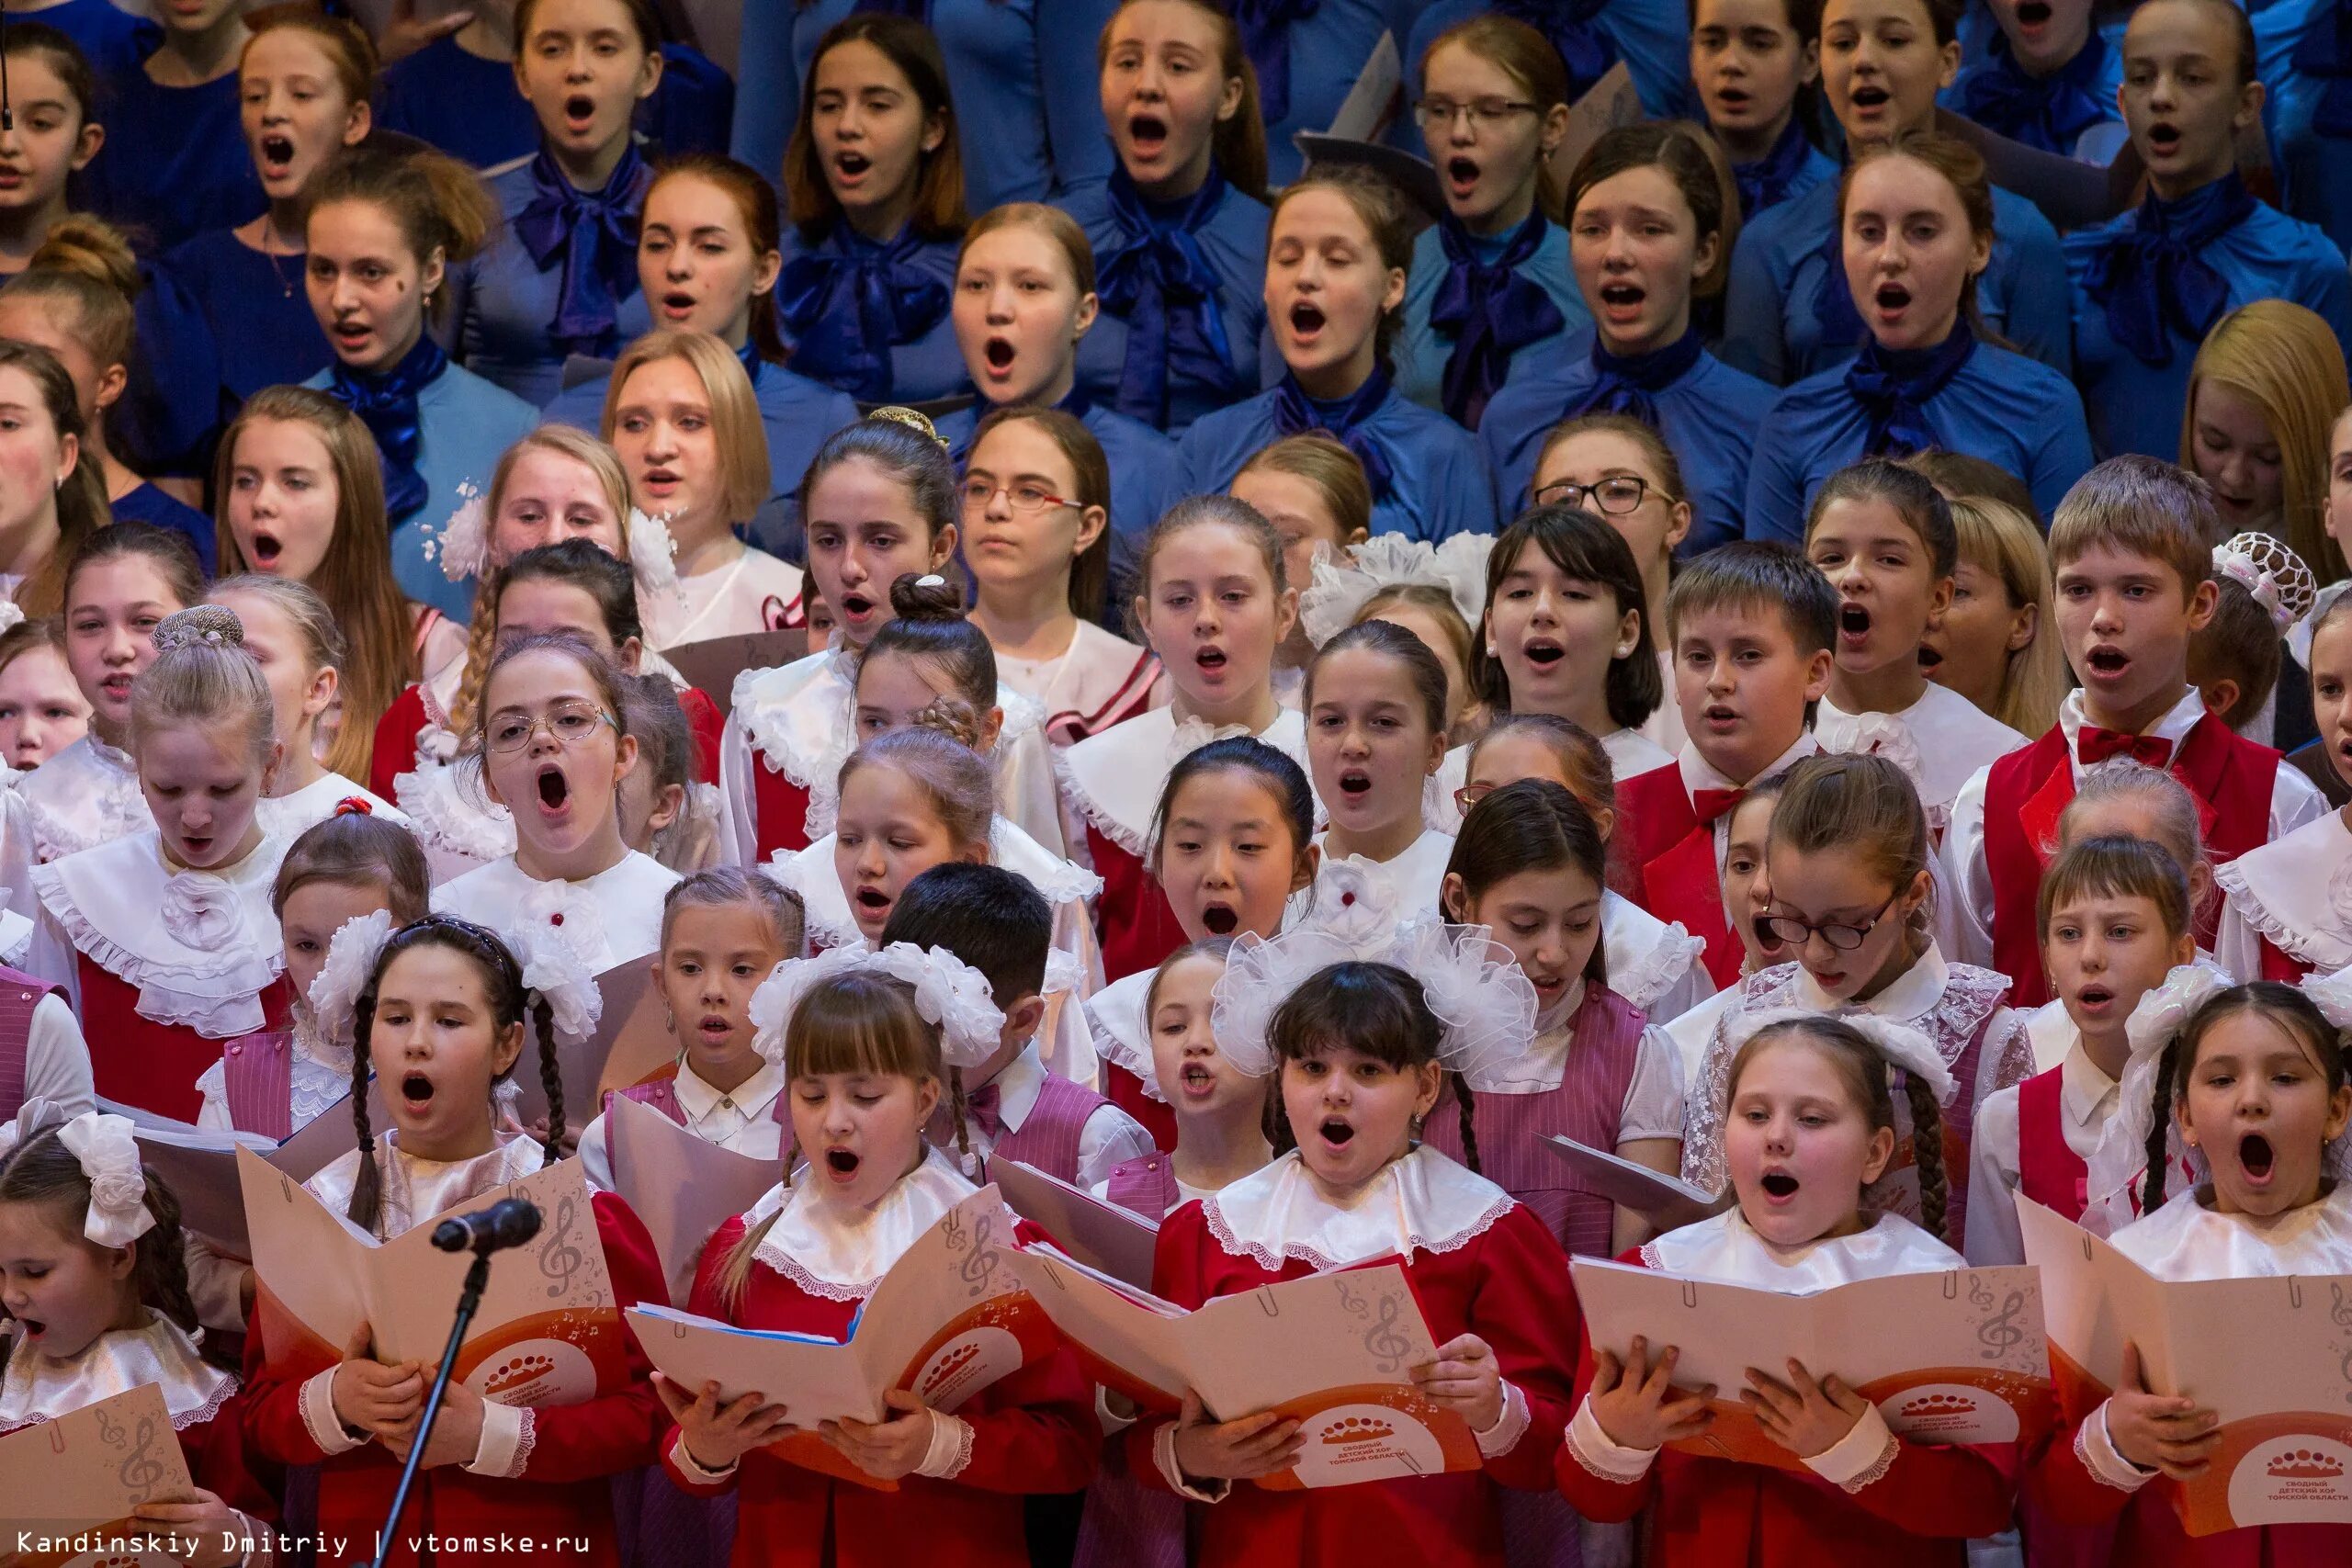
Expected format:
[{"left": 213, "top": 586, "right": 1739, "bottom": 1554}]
[
  {"left": 1743, "top": 134, "right": 2093, "bottom": 548},
  {"left": 433, "top": 628, "right": 681, "bottom": 969},
  {"left": 961, "top": 407, "right": 1163, "bottom": 749},
  {"left": 938, "top": 204, "right": 1182, "bottom": 570},
  {"left": 1392, "top": 16, "right": 1586, "bottom": 432},
  {"left": 1177, "top": 165, "right": 1498, "bottom": 546},
  {"left": 1482, "top": 121, "right": 1771, "bottom": 554},
  {"left": 1682, "top": 752, "right": 2032, "bottom": 1243}
]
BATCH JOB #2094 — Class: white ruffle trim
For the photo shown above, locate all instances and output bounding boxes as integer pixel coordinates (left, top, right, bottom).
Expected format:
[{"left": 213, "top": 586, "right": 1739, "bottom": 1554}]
[
  {"left": 394, "top": 757, "right": 517, "bottom": 862},
  {"left": 2211, "top": 856, "right": 2341, "bottom": 967},
  {"left": 1053, "top": 742, "right": 1148, "bottom": 859},
  {"left": 1611, "top": 923, "right": 1704, "bottom": 1014},
  {"left": 507, "top": 1407, "right": 538, "bottom": 1478},
  {"left": 1835, "top": 1429, "right": 1901, "bottom": 1494},
  {"left": 734, "top": 653, "right": 853, "bottom": 791},
  {"left": 1202, "top": 1181, "right": 1515, "bottom": 1272},
  {"left": 995, "top": 818, "right": 1102, "bottom": 906},
  {"left": 32, "top": 861, "right": 282, "bottom": 1037},
  {"left": 1081, "top": 987, "right": 1164, "bottom": 1102}
]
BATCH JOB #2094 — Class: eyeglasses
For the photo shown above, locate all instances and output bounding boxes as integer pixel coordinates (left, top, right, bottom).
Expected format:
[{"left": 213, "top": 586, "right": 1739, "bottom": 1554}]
[
  {"left": 485, "top": 700, "right": 618, "bottom": 753},
  {"left": 961, "top": 478, "right": 1077, "bottom": 514},
  {"left": 1756, "top": 896, "right": 1901, "bottom": 953},
  {"left": 1454, "top": 782, "right": 1495, "bottom": 816},
  {"left": 1532, "top": 475, "right": 1664, "bottom": 515},
  {"left": 1414, "top": 96, "right": 1541, "bottom": 132}
]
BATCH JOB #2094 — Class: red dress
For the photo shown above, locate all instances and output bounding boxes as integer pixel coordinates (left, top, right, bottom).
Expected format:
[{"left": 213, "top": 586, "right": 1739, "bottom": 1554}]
[
  {"left": 662, "top": 1215, "right": 1099, "bottom": 1566},
  {"left": 1555, "top": 1246, "right": 2018, "bottom": 1566},
  {"left": 1125, "top": 1169, "right": 1580, "bottom": 1568},
  {"left": 1614, "top": 761, "right": 1745, "bottom": 989},
  {"left": 241, "top": 1192, "right": 669, "bottom": 1567}
]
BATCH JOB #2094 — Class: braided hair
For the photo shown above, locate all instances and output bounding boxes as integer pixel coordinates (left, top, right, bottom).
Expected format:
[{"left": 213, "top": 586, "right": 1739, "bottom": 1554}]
[
  {"left": 2141, "top": 982, "right": 2349, "bottom": 1213},
  {"left": 345, "top": 915, "right": 560, "bottom": 1237},
  {"left": 1731, "top": 1014, "right": 1950, "bottom": 1242}
]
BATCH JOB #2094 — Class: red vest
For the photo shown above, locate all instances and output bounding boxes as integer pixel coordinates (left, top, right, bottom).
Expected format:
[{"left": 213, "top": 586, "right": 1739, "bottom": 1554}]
[
  {"left": 1100, "top": 1060, "right": 1178, "bottom": 1153},
  {"left": 751, "top": 750, "right": 815, "bottom": 859},
  {"left": 1984, "top": 716, "right": 2278, "bottom": 1007},
  {"left": 1616, "top": 762, "right": 1742, "bottom": 988},
  {"left": 1087, "top": 826, "right": 1187, "bottom": 984},
  {"left": 2016, "top": 1066, "right": 2089, "bottom": 1222},
  {"left": 82, "top": 964, "right": 293, "bottom": 1122}
]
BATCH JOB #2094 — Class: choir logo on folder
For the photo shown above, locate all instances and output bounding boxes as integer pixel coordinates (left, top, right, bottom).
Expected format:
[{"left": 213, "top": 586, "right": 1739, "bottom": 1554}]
[
  {"left": 1288, "top": 1397, "right": 1453, "bottom": 1485},
  {"left": 914, "top": 1324, "right": 1026, "bottom": 1410},
  {"left": 466, "top": 1336, "right": 602, "bottom": 1406},
  {"left": 1880, "top": 1382, "right": 2021, "bottom": 1443},
  {"left": 2229, "top": 1434, "right": 2352, "bottom": 1524}
]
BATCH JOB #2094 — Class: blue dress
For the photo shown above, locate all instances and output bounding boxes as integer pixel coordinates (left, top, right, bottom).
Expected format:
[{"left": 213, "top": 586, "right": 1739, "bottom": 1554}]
[
  {"left": 2257, "top": 0, "right": 2352, "bottom": 252},
  {"left": 108, "top": 480, "right": 215, "bottom": 576},
  {"left": 1393, "top": 211, "right": 1589, "bottom": 430},
  {"left": 446, "top": 152, "right": 655, "bottom": 408},
  {"left": 1478, "top": 330, "right": 1776, "bottom": 554},
  {"left": 106, "top": 262, "right": 220, "bottom": 480},
  {"left": 377, "top": 36, "right": 736, "bottom": 169},
  {"left": 1744, "top": 328, "right": 2094, "bottom": 542},
  {"left": 84, "top": 63, "right": 264, "bottom": 252},
  {"left": 24, "top": 0, "right": 158, "bottom": 80},
  {"left": 774, "top": 220, "right": 965, "bottom": 405},
  {"left": 158, "top": 229, "right": 332, "bottom": 423},
  {"left": 935, "top": 390, "right": 1182, "bottom": 544},
  {"left": 303, "top": 357, "right": 539, "bottom": 618},
  {"left": 1178, "top": 369, "right": 1498, "bottom": 543},
  {"left": 1211, "top": 0, "right": 1430, "bottom": 186},
  {"left": 727, "top": 0, "right": 1118, "bottom": 214},
  {"left": 541, "top": 351, "right": 864, "bottom": 564},
  {"left": 2066, "top": 175, "right": 2352, "bottom": 460},
  {"left": 1403, "top": 0, "right": 1695, "bottom": 130},
  {"left": 1719, "top": 176, "right": 2075, "bottom": 385},
  {"left": 1727, "top": 118, "right": 1838, "bottom": 225},
  {"left": 1941, "top": 28, "right": 2127, "bottom": 161}
]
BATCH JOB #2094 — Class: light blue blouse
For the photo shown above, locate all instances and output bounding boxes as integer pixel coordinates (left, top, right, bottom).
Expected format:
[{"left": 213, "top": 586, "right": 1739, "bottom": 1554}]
[{"left": 1392, "top": 219, "right": 1591, "bottom": 423}]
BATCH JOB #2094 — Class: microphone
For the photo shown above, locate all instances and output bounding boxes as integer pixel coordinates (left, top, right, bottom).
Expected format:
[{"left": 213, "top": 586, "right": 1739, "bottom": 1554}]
[{"left": 431, "top": 1198, "right": 543, "bottom": 1255}]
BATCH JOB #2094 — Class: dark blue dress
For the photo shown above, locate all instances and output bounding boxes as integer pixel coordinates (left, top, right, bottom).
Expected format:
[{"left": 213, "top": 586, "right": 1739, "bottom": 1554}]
[
  {"left": 2256, "top": 0, "right": 2352, "bottom": 253},
  {"left": 377, "top": 36, "right": 736, "bottom": 169},
  {"left": 158, "top": 229, "right": 332, "bottom": 423},
  {"left": 108, "top": 479, "right": 215, "bottom": 576},
  {"left": 1940, "top": 26, "right": 2127, "bottom": 161},
  {"left": 1392, "top": 211, "right": 1588, "bottom": 431},
  {"left": 85, "top": 63, "right": 264, "bottom": 252},
  {"left": 23, "top": 0, "right": 158, "bottom": 80},
  {"left": 774, "top": 220, "right": 964, "bottom": 405},
  {"left": 1726, "top": 118, "right": 1839, "bottom": 225},
  {"left": 1478, "top": 330, "right": 1776, "bottom": 554}
]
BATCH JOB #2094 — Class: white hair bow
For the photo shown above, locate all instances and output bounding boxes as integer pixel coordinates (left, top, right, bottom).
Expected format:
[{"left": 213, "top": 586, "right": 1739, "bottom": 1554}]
[
  {"left": 1720, "top": 1006, "right": 1956, "bottom": 1106},
  {"left": 749, "top": 942, "right": 1007, "bottom": 1072},
  {"left": 53, "top": 1111, "right": 157, "bottom": 1249}
]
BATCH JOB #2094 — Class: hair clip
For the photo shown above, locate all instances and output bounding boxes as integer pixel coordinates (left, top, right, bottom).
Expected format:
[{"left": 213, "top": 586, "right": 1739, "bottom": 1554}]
[
  {"left": 2213, "top": 533, "right": 2315, "bottom": 635},
  {"left": 867, "top": 405, "right": 948, "bottom": 451},
  {"left": 153, "top": 604, "right": 245, "bottom": 653}
]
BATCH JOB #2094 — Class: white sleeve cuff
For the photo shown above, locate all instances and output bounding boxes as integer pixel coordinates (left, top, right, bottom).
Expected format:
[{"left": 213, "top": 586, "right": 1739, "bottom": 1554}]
[
  {"left": 300, "top": 1367, "right": 368, "bottom": 1456},
  {"left": 1473, "top": 1380, "right": 1531, "bottom": 1458},
  {"left": 1095, "top": 1385, "right": 1137, "bottom": 1436},
  {"left": 915, "top": 1410, "right": 976, "bottom": 1480},
  {"left": 463, "top": 1399, "right": 530, "bottom": 1477},
  {"left": 1801, "top": 1401, "right": 1899, "bottom": 1493},
  {"left": 669, "top": 1431, "right": 740, "bottom": 1483},
  {"left": 1150, "top": 1420, "right": 1229, "bottom": 1502},
  {"left": 1564, "top": 1394, "right": 1658, "bottom": 1483},
  {"left": 2079, "top": 1401, "right": 2159, "bottom": 1493}
]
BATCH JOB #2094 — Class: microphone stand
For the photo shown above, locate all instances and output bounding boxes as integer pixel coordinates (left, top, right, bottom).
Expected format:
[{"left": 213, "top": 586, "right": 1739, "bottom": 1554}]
[{"left": 360, "top": 1247, "right": 496, "bottom": 1568}]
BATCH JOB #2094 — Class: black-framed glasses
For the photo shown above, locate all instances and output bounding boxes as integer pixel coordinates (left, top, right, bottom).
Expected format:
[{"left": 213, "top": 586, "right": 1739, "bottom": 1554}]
[
  {"left": 1532, "top": 475, "right": 1666, "bottom": 515},
  {"left": 485, "top": 701, "right": 618, "bottom": 753},
  {"left": 1756, "top": 895, "right": 1900, "bottom": 953},
  {"left": 1413, "top": 96, "right": 1541, "bottom": 131},
  {"left": 961, "top": 477, "right": 1078, "bottom": 514}
]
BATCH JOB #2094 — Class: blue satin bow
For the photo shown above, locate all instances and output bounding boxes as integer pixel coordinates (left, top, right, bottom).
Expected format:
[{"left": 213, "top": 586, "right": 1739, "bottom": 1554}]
[
  {"left": 1272, "top": 367, "right": 1395, "bottom": 499},
  {"left": 1733, "top": 118, "right": 1818, "bottom": 220},
  {"left": 1227, "top": 0, "right": 1320, "bottom": 125},
  {"left": 777, "top": 223, "right": 951, "bottom": 401},
  {"left": 1096, "top": 166, "right": 1241, "bottom": 426},
  {"left": 1956, "top": 31, "right": 2114, "bottom": 155},
  {"left": 1843, "top": 320, "right": 1974, "bottom": 457},
  {"left": 1563, "top": 329, "right": 1705, "bottom": 428},
  {"left": 1493, "top": 0, "right": 1621, "bottom": 96},
  {"left": 2079, "top": 174, "right": 2256, "bottom": 367},
  {"left": 512, "top": 144, "right": 652, "bottom": 353},
  {"left": 327, "top": 332, "right": 451, "bottom": 523},
  {"left": 2293, "top": 0, "right": 2352, "bottom": 138},
  {"left": 1429, "top": 209, "right": 1566, "bottom": 430}
]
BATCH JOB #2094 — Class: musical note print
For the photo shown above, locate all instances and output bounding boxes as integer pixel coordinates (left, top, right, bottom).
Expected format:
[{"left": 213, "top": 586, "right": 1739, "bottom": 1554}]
[
  {"left": 2333, "top": 1284, "right": 2352, "bottom": 1405},
  {"left": 1362, "top": 1292, "right": 1415, "bottom": 1375},
  {"left": 942, "top": 1209, "right": 969, "bottom": 1253},
  {"left": 1334, "top": 1276, "right": 1370, "bottom": 1325},
  {"left": 958, "top": 1211, "right": 1001, "bottom": 1299},
  {"left": 97, "top": 1410, "right": 168, "bottom": 1502},
  {"left": 1973, "top": 1289, "right": 2029, "bottom": 1363},
  {"left": 539, "top": 1193, "right": 585, "bottom": 1299},
  {"left": 1968, "top": 1275, "right": 1995, "bottom": 1314}
]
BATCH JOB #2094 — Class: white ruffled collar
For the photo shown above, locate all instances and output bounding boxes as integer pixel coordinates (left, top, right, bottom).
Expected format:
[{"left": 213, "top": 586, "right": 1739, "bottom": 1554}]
[
  {"left": 1600, "top": 891, "right": 1704, "bottom": 1014},
  {"left": 1083, "top": 969, "right": 1158, "bottom": 1100},
  {"left": 256, "top": 772, "right": 400, "bottom": 840},
  {"left": 393, "top": 753, "right": 517, "bottom": 865},
  {"left": 2110, "top": 1181, "right": 2352, "bottom": 1281},
  {"left": 2212, "top": 810, "right": 2352, "bottom": 970},
  {"left": 732, "top": 649, "right": 854, "bottom": 790},
  {"left": 744, "top": 1144, "right": 983, "bottom": 1301},
  {"left": 1641, "top": 1206, "right": 1963, "bottom": 1290},
  {"left": 308, "top": 1130, "right": 547, "bottom": 1242},
  {"left": 773, "top": 815, "right": 1102, "bottom": 953},
  {"left": 30, "top": 829, "right": 288, "bottom": 1036},
  {"left": 433, "top": 851, "right": 679, "bottom": 972},
  {"left": 1288, "top": 829, "right": 1455, "bottom": 931},
  {"left": 1201, "top": 1145, "right": 1516, "bottom": 1271},
  {"left": 18, "top": 736, "right": 145, "bottom": 861},
  {"left": 1057, "top": 705, "right": 1311, "bottom": 857},
  {"left": 0, "top": 1311, "right": 234, "bottom": 1435}
]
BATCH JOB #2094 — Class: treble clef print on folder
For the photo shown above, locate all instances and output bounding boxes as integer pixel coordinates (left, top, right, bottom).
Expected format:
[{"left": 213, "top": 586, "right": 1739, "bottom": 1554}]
[
  {"left": 539, "top": 1193, "right": 585, "bottom": 1299},
  {"left": 1363, "top": 1292, "right": 1415, "bottom": 1375},
  {"left": 109, "top": 1415, "right": 168, "bottom": 1500},
  {"left": 2334, "top": 1284, "right": 2352, "bottom": 1404},
  {"left": 1974, "top": 1289, "right": 2029, "bottom": 1362},
  {"left": 958, "top": 1212, "right": 1000, "bottom": 1299}
]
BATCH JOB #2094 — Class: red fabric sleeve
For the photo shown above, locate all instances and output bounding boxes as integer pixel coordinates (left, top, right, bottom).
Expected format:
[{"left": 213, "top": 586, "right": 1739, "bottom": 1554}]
[
  {"left": 1841, "top": 1434, "right": 2020, "bottom": 1540},
  {"left": 506, "top": 1192, "right": 667, "bottom": 1484},
  {"left": 238, "top": 1300, "right": 334, "bottom": 1468},
  {"left": 683, "top": 689, "right": 726, "bottom": 786},
  {"left": 1461, "top": 1207, "right": 1581, "bottom": 1492},
  {"left": 1552, "top": 1284, "right": 1657, "bottom": 1524}
]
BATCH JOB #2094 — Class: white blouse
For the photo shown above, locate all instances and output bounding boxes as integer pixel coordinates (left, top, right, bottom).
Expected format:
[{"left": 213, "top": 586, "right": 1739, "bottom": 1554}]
[{"left": 432, "top": 849, "right": 681, "bottom": 973}]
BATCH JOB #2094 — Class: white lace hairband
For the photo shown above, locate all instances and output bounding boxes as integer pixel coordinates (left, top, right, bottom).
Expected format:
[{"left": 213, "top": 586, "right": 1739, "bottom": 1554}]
[
  {"left": 1718, "top": 1007, "right": 1956, "bottom": 1107},
  {"left": 313, "top": 908, "right": 604, "bottom": 1071},
  {"left": 748, "top": 941, "right": 1007, "bottom": 1071},
  {"left": 1295, "top": 532, "right": 1494, "bottom": 649},
  {"left": 0, "top": 1100, "right": 156, "bottom": 1248},
  {"left": 2212, "top": 532, "right": 2315, "bottom": 636}
]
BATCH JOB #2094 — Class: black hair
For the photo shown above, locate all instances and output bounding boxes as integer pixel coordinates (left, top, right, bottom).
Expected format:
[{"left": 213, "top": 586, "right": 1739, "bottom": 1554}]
[
  {"left": 2141, "top": 981, "right": 2349, "bottom": 1213},
  {"left": 500, "top": 537, "right": 645, "bottom": 649},
  {"left": 878, "top": 860, "right": 1053, "bottom": 1009},
  {"left": 1441, "top": 779, "right": 1611, "bottom": 986},
  {"left": 1148, "top": 735, "right": 1315, "bottom": 867},
  {"left": 1267, "top": 960, "right": 1478, "bottom": 1174},
  {"left": 861, "top": 571, "right": 997, "bottom": 721},
  {"left": 798, "top": 412, "right": 959, "bottom": 540},
  {"left": 1480, "top": 505, "right": 1662, "bottom": 729}
]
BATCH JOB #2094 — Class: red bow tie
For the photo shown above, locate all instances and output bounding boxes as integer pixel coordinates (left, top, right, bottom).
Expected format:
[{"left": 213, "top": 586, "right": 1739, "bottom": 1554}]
[
  {"left": 964, "top": 1082, "right": 1008, "bottom": 1142},
  {"left": 2075, "top": 728, "right": 2174, "bottom": 769},
  {"left": 1692, "top": 787, "right": 1747, "bottom": 826}
]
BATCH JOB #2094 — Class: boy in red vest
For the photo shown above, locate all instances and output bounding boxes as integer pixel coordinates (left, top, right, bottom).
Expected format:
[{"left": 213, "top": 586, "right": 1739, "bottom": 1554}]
[
  {"left": 1944, "top": 457, "right": 2324, "bottom": 1006},
  {"left": 883, "top": 861, "right": 1153, "bottom": 1190},
  {"left": 1617, "top": 543, "right": 1837, "bottom": 987}
]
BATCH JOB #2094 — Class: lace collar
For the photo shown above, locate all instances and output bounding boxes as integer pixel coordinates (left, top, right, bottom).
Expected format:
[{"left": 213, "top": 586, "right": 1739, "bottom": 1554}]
[
  {"left": 732, "top": 649, "right": 854, "bottom": 790},
  {"left": 1600, "top": 892, "right": 1705, "bottom": 1014},
  {"left": 31, "top": 829, "right": 288, "bottom": 1036},
  {"left": 393, "top": 753, "right": 517, "bottom": 865},
  {"left": 1082, "top": 970, "right": 1158, "bottom": 1100},
  {"left": 773, "top": 813, "right": 1103, "bottom": 953},
  {"left": 1057, "top": 705, "right": 1311, "bottom": 857},
  {"left": 1640, "top": 1206, "right": 1963, "bottom": 1290},
  {"left": 2212, "top": 810, "right": 2352, "bottom": 971},
  {"left": 307, "top": 1130, "right": 547, "bottom": 1242},
  {"left": 1201, "top": 1145, "right": 1516, "bottom": 1272},
  {"left": 18, "top": 736, "right": 145, "bottom": 862},
  {"left": 744, "top": 1144, "right": 984, "bottom": 1301},
  {"left": 2110, "top": 1181, "right": 2352, "bottom": 1281},
  {"left": 0, "top": 1311, "right": 235, "bottom": 1435}
]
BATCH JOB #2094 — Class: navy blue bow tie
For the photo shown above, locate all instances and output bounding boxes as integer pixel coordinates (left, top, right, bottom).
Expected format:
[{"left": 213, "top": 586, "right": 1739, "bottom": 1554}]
[
  {"left": 1429, "top": 209, "right": 1566, "bottom": 430},
  {"left": 1733, "top": 118, "right": 1817, "bottom": 220},
  {"left": 1493, "top": 0, "right": 1620, "bottom": 96},
  {"left": 327, "top": 331, "right": 450, "bottom": 523},
  {"left": 1564, "top": 329, "right": 1705, "bottom": 427},
  {"left": 1272, "top": 367, "right": 1395, "bottom": 499},
  {"left": 777, "top": 223, "right": 951, "bottom": 402},
  {"left": 1957, "top": 30, "right": 2113, "bottom": 155},
  {"left": 1096, "top": 165, "right": 1240, "bottom": 425},
  {"left": 2079, "top": 174, "right": 2256, "bottom": 367},
  {"left": 1227, "top": 0, "right": 1319, "bottom": 124},
  {"left": 512, "top": 143, "right": 651, "bottom": 354},
  {"left": 1843, "top": 320, "right": 1975, "bottom": 457}
]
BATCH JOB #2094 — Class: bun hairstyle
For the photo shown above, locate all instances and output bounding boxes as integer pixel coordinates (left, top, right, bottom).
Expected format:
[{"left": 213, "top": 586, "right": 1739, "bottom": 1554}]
[
  {"left": 344, "top": 917, "right": 560, "bottom": 1237},
  {"left": 857, "top": 573, "right": 998, "bottom": 748},
  {"left": 5, "top": 213, "right": 140, "bottom": 371},
  {"left": 0, "top": 1122, "right": 225, "bottom": 1367},
  {"left": 1266, "top": 960, "right": 1480, "bottom": 1175},
  {"left": 1442, "top": 778, "right": 1611, "bottom": 987},
  {"left": 130, "top": 606, "right": 277, "bottom": 767},
  {"left": 1303, "top": 615, "right": 1448, "bottom": 738},
  {"left": 2139, "top": 981, "right": 2348, "bottom": 1214},
  {"left": 1730, "top": 1012, "right": 1951, "bottom": 1241}
]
